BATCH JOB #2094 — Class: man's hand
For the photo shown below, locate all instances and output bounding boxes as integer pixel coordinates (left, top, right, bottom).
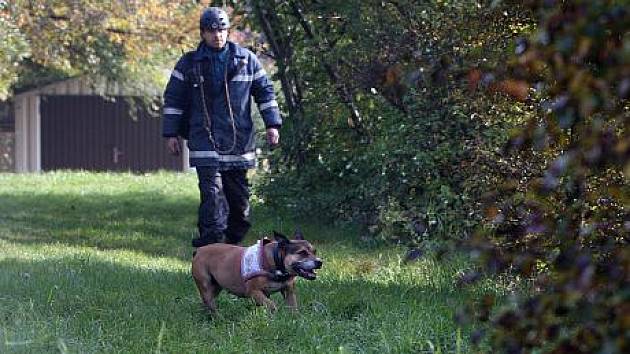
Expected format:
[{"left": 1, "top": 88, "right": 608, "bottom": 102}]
[
  {"left": 166, "top": 137, "right": 181, "bottom": 156},
  {"left": 266, "top": 127, "right": 280, "bottom": 148}
]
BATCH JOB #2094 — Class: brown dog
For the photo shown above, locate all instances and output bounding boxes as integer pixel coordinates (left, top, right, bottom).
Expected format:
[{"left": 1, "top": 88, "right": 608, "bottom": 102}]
[{"left": 191, "top": 230, "right": 322, "bottom": 313}]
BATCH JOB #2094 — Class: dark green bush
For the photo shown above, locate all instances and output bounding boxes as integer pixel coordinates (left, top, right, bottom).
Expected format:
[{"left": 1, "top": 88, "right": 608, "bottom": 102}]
[
  {"left": 253, "top": 0, "right": 535, "bottom": 248},
  {"left": 465, "top": 1, "right": 629, "bottom": 352}
]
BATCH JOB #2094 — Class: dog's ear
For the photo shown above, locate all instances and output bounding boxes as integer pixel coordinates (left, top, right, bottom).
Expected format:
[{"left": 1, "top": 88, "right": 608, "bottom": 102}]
[
  {"left": 273, "top": 231, "right": 289, "bottom": 244},
  {"left": 294, "top": 228, "right": 304, "bottom": 240}
]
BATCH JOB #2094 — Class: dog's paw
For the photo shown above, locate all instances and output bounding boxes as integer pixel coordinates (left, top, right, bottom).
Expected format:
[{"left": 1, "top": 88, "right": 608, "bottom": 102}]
[{"left": 265, "top": 302, "right": 278, "bottom": 313}]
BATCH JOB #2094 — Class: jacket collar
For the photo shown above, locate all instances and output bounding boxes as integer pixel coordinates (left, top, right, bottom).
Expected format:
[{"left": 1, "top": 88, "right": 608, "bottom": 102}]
[{"left": 193, "top": 41, "right": 247, "bottom": 61}]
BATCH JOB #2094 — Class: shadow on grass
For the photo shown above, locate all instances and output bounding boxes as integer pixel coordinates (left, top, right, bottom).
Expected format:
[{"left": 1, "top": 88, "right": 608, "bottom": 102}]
[
  {"left": 0, "top": 191, "right": 199, "bottom": 259},
  {"left": 0, "top": 189, "right": 374, "bottom": 260}
]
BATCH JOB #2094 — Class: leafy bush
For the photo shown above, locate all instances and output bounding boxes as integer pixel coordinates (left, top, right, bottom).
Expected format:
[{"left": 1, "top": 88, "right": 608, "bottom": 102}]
[
  {"left": 465, "top": 1, "right": 629, "bottom": 352},
  {"left": 253, "top": 0, "right": 535, "bottom": 248}
]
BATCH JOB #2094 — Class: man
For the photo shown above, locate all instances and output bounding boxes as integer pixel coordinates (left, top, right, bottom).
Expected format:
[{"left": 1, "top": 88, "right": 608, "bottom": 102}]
[{"left": 162, "top": 7, "right": 281, "bottom": 248}]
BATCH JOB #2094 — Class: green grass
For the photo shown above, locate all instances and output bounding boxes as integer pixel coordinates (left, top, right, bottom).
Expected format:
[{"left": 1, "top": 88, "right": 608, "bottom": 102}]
[{"left": 0, "top": 172, "right": 495, "bottom": 353}]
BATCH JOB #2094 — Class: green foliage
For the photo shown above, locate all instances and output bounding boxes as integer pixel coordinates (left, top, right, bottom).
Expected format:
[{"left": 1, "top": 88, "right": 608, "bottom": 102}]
[
  {"left": 0, "top": 0, "right": 203, "bottom": 98},
  {"left": 465, "top": 1, "right": 629, "bottom": 352},
  {"left": 0, "top": 3, "right": 29, "bottom": 100},
  {"left": 255, "top": 0, "right": 535, "bottom": 248}
]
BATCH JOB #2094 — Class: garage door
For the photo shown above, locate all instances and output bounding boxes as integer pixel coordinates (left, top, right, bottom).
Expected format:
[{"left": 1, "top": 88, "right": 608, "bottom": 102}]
[{"left": 41, "top": 95, "right": 181, "bottom": 172}]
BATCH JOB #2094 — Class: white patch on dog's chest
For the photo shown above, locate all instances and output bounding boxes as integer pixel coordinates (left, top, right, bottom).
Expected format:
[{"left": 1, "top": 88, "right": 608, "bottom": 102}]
[
  {"left": 241, "top": 240, "right": 271, "bottom": 281},
  {"left": 241, "top": 242, "right": 262, "bottom": 279}
]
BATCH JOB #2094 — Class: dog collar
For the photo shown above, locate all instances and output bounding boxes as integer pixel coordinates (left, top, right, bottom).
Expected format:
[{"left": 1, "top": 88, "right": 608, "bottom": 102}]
[{"left": 270, "top": 242, "right": 291, "bottom": 282}]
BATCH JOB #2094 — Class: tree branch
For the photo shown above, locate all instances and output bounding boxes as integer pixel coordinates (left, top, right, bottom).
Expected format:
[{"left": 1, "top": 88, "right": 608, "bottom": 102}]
[{"left": 289, "top": 0, "right": 364, "bottom": 132}]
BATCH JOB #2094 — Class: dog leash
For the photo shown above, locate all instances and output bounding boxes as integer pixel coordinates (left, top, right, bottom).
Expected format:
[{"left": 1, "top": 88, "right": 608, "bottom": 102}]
[{"left": 195, "top": 55, "right": 241, "bottom": 154}]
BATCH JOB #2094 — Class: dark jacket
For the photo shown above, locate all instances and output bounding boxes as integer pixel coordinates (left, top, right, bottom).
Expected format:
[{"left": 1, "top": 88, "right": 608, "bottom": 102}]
[{"left": 162, "top": 41, "right": 281, "bottom": 169}]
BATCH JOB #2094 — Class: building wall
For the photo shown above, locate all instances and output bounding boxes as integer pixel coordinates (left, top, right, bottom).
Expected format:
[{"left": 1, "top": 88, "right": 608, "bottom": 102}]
[
  {"left": 40, "top": 95, "right": 181, "bottom": 172},
  {"left": 14, "top": 94, "right": 40, "bottom": 172},
  {"left": 12, "top": 77, "right": 186, "bottom": 173}
]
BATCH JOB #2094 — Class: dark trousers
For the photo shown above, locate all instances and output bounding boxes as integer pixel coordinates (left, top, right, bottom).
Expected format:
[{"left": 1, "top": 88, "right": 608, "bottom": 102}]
[{"left": 195, "top": 167, "right": 251, "bottom": 246}]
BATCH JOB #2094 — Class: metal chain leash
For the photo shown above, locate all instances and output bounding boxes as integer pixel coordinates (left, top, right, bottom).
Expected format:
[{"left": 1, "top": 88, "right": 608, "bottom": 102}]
[{"left": 195, "top": 60, "right": 237, "bottom": 154}]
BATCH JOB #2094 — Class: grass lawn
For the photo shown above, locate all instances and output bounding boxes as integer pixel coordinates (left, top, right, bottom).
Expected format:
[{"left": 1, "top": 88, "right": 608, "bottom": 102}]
[{"left": 0, "top": 172, "right": 496, "bottom": 353}]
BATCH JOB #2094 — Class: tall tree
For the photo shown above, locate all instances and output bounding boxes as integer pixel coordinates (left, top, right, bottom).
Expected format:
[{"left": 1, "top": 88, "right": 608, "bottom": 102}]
[{"left": 1, "top": 0, "right": 206, "bottom": 99}]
